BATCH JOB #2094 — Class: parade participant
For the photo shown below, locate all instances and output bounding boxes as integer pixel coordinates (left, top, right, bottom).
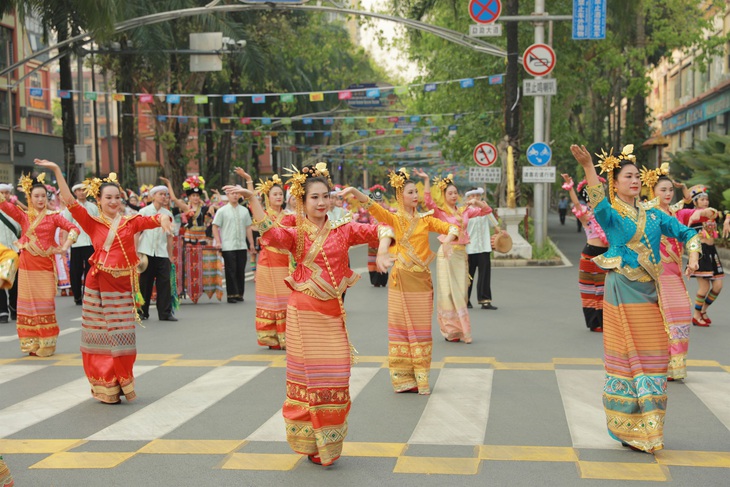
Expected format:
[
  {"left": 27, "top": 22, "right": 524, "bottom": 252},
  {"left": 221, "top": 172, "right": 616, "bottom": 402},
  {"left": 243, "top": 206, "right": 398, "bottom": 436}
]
[
  {"left": 0, "top": 184, "right": 20, "bottom": 323},
  {"left": 416, "top": 169, "right": 492, "bottom": 344},
  {"left": 161, "top": 176, "right": 223, "bottom": 304},
  {"left": 561, "top": 174, "right": 609, "bottom": 332},
  {"left": 225, "top": 162, "right": 394, "bottom": 467},
  {"left": 137, "top": 186, "right": 176, "bottom": 321},
  {"left": 0, "top": 172, "right": 79, "bottom": 357},
  {"left": 36, "top": 159, "right": 172, "bottom": 403},
  {"left": 63, "top": 183, "right": 99, "bottom": 305},
  {"left": 212, "top": 180, "right": 255, "bottom": 303},
  {"left": 366, "top": 184, "right": 391, "bottom": 287},
  {"left": 641, "top": 165, "right": 696, "bottom": 380},
  {"left": 0, "top": 454, "right": 12, "bottom": 486},
  {"left": 344, "top": 168, "right": 458, "bottom": 394},
  {"left": 676, "top": 185, "right": 728, "bottom": 327},
  {"left": 251, "top": 173, "right": 295, "bottom": 350},
  {"left": 571, "top": 144, "right": 700, "bottom": 453},
  {"left": 464, "top": 187, "right": 502, "bottom": 310}
]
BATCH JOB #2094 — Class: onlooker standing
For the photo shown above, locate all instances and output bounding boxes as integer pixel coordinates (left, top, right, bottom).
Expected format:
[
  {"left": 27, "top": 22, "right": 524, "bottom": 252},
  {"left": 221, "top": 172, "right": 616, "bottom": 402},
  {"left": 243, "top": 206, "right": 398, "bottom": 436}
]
[
  {"left": 63, "top": 183, "right": 99, "bottom": 305},
  {"left": 137, "top": 185, "right": 176, "bottom": 321},
  {"left": 558, "top": 195, "right": 569, "bottom": 225},
  {"left": 465, "top": 188, "right": 499, "bottom": 310},
  {"left": 212, "top": 187, "right": 255, "bottom": 303},
  {"left": 0, "top": 184, "right": 20, "bottom": 323}
]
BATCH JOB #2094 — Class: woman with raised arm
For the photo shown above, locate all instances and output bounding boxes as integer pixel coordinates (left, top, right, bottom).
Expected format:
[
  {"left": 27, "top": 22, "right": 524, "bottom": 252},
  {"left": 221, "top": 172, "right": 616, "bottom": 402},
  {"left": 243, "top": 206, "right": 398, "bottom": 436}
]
[
  {"left": 675, "top": 185, "right": 729, "bottom": 327},
  {"left": 342, "top": 168, "right": 458, "bottom": 395},
  {"left": 225, "top": 162, "right": 394, "bottom": 467},
  {"left": 36, "top": 160, "right": 172, "bottom": 403},
  {"left": 0, "top": 171, "right": 79, "bottom": 357},
  {"left": 570, "top": 144, "right": 700, "bottom": 453},
  {"left": 561, "top": 173, "right": 609, "bottom": 332},
  {"left": 640, "top": 165, "right": 698, "bottom": 381},
  {"left": 251, "top": 173, "right": 295, "bottom": 350},
  {"left": 415, "top": 169, "right": 492, "bottom": 343}
]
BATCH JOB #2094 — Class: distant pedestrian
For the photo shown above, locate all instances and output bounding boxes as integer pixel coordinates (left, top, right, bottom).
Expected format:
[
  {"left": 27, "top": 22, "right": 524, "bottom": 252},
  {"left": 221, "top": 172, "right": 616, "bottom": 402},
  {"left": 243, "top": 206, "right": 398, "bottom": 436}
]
[
  {"left": 558, "top": 195, "right": 569, "bottom": 224},
  {"left": 63, "top": 183, "right": 99, "bottom": 305}
]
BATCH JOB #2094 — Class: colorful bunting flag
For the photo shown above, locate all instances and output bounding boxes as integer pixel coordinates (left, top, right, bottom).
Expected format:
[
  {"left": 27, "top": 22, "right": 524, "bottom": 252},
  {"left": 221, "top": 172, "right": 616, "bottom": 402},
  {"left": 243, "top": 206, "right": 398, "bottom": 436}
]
[
  {"left": 58, "top": 90, "right": 71, "bottom": 99},
  {"left": 303, "top": 118, "right": 313, "bottom": 125},
  {"left": 240, "top": 117, "right": 251, "bottom": 125},
  {"left": 410, "top": 115, "right": 421, "bottom": 122},
  {"left": 84, "top": 92, "right": 97, "bottom": 101},
  {"left": 194, "top": 95, "right": 208, "bottom": 104},
  {"left": 221, "top": 118, "right": 231, "bottom": 124},
  {"left": 345, "top": 117, "right": 355, "bottom": 124},
  {"left": 280, "top": 94, "right": 294, "bottom": 103},
  {"left": 157, "top": 115, "right": 167, "bottom": 122},
  {"left": 309, "top": 92, "right": 324, "bottom": 102},
  {"left": 489, "top": 75, "right": 503, "bottom": 85},
  {"left": 281, "top": 117, "right": 292, "bottom": 125},
  {"left": 388, "top": 117, "right": 399, "bottom": 123},
  {"left": 29, "top": 88, "right": 43, "bottom": 97},
  {"left": 338, "top": 91, "right": 352, "bottom": 100},
  {"left": 252, "top": 130, "right": 262, "bottom": 137},
  {"left": 376, "top": 129, "right": 385, "bottom": 135},
  {"left": 394, "top": 86, "right": 408, "bottom": 95},
  {"left": 366, "top": 117, "right": 376, "bottom": 124},
  {"left": 223, "top": 94, "right": 237, "bottom": 104},
  {"left": 112, "top": 93, "right": 125, "bottom": 102},
  {"left": 199, "top": 117, "right": 210, "bottom": 123},
  {"left": 139, "top": 94, "right": 154, "bottom": 103},
  {"left": 262, "top": 117, "right": 272, "bottom": 125},
  {"left": 460, "top": 78, "right": 475, "bottom": 88},
  {"left": 305, "top": 131, "right": 314, "bottom": 138},
  {"left": 323, "top": 118, "right": 334, "bottom": 125},
  {"left": 366, "top": 88, "right": 380, "bottom": 98},
  {"left": 424, "top": 83, "right": 437, "bottom": 92},
  {"left": 166, "top": 94, "right": 181, "bottom": 104}
]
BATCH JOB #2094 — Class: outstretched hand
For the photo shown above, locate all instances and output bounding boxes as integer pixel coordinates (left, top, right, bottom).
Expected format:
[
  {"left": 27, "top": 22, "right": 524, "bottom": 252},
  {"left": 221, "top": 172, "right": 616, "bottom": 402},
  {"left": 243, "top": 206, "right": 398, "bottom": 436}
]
[
  {"left": 723, "top": 218, "right": 730, "bottom": 239},
  {"left": 222, "top": 184, "right": 253, "bottom": 199},
  {"left": 569, "top": 145, "right": 592, "bottom": 168},
  {"left": 34, "top": 159, "right": 60, "bottom": 172},
  {"left": 412, "top": 168, "right": 429, "bottom": 180},
  {"left": 561, "top": 173, "right": 573, "bottom": 184},
  {"left": 375, "top": 252, "right": 395, "bottom": 274},
  {"left": 234, "top": 167, "right": 252, "bottom": 181},
  {"left": 160, "top": 214, "right": 173, "bottom": 235}
]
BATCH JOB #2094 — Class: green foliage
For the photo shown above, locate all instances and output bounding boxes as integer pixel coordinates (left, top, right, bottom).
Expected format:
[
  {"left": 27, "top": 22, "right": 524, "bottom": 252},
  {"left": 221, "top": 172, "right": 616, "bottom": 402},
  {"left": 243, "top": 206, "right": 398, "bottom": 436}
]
[{"left": 669, "top": 132, "right": 730, "bottom": 210}]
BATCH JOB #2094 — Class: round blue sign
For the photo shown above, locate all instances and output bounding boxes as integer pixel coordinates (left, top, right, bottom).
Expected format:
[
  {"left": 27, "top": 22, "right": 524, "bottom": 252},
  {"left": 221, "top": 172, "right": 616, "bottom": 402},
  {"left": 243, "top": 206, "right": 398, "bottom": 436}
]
[
  {"left": 526, "top": 142, "right": 552, "bottom": 167},
  {"left": 469, "top": 0, "right": 501, "bottom": 25}
]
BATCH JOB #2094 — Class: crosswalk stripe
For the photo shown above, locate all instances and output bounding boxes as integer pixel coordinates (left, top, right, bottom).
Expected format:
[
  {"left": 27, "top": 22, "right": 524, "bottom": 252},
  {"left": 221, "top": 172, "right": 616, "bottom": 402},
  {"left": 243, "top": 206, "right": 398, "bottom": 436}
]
[
  {"left": 87, "top": 366, "right": 267, "bottom": 441},
  {"left": 246, "top": 366, "right": 381, "bottom": 442},
  {"left": 555, "top": 369, "right": 619, "bottom": 450},
  {"left": 0, "top": 327, "right": 80, "bottom": 343},
  {"left": 0, "top": 365, "right": 158, "bottom": 439},
  {"left": 685, "top": 372, "right": 730, "bottom": 432},
  {"left": 408, "top": 368, "right": 493, "bottom": 445},
  {"left": 0, "top": 364, "right": 49, "bottom": 385}
]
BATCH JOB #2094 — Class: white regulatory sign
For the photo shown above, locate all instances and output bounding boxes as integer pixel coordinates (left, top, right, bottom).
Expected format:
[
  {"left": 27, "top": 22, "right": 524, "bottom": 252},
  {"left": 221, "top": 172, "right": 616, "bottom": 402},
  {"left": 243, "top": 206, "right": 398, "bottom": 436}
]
[
  {"left": 522, "top": 166, "right": 556, "bottom": 183},
  {"left": 523, "top": 79, "right": 557, "bottom": 96},
  {"left": 469, "top": 167, "right": 502, "bottom": 184},
  {"left": 469, "top": 24, "right": 503, "bottom": 37}
]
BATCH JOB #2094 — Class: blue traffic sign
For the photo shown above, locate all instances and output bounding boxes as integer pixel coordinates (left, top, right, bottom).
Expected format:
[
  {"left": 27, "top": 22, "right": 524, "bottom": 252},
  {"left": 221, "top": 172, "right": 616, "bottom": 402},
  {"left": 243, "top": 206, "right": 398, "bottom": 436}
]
[
  {"left": 469, "top": 0, "right": 501, "bottom": 25},
  {"left": 526, "top": 142, "right": 552, "bottom": 167},
  {"left": 573, "top": 0, "right": 606, "bottom": 40}
]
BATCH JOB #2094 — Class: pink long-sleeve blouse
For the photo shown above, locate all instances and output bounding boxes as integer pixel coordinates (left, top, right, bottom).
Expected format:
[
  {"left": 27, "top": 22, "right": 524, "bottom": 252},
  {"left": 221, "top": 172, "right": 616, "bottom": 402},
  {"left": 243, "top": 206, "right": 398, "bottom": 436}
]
[{"left": 423, "top": 191, "right": 492, "bottom": 245}]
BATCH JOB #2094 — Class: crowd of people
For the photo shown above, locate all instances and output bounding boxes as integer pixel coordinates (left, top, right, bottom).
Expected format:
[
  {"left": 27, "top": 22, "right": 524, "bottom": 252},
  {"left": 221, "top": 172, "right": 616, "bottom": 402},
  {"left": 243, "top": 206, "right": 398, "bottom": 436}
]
[{"left": 0, "top": 142, "right": 724, "bottom": 478}]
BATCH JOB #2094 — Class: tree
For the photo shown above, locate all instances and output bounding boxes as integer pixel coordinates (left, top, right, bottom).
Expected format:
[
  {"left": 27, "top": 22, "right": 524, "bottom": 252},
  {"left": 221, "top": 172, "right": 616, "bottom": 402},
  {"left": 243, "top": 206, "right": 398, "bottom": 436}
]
[
  {"left": 668, "top": 132, "right": 730, "bottom": 210},
  {"left": 1, "top": 1, "right": 119, "bottom": 182}
]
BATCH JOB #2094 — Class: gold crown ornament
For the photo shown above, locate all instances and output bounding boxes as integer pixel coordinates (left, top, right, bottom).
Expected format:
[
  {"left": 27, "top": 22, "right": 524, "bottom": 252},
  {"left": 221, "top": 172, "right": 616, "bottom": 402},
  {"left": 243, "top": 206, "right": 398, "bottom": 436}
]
[
  {"left": 18, "top": 172, "right": 46, "bottom": 197},
  {"left": 256, "top": 174, "right": 283, "bottom": 197},
  {"left": 433, "top": 173, "right": 454, "bottom": 192},
  {"left": 640, "top": 162, "right": 671, "bottom": 199},
  {"left": 595, "top": 144, "right": 637, "bottom": 203},
  {"left": 284, "top": 163, "right": 332, "bottom": 200},
  {"left": 387, "top": 167, "right": 409, "bottom": 191},
  {"left": 83, "top": 173, "right": 120, "bottom": 200}
]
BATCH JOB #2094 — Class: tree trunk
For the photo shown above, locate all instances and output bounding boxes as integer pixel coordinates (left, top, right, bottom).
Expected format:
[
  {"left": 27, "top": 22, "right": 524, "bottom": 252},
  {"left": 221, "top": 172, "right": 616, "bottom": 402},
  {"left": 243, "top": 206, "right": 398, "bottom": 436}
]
[
  {"left": 119, "top": 39, "right": 137, "bottom": 189},
  {"left": 56, "top": 20, "right": 77, "bottom": 182}
]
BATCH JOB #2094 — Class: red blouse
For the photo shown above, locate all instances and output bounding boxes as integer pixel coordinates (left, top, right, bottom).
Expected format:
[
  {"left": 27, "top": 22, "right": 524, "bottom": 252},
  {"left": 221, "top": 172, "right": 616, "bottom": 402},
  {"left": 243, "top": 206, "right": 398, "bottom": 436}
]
[
  {"left": 0, "top": 202, "right": 79, "bottom": 256},
  {"left": 69, "top": 202, "right": 162, "bottom": 270},
  {"left": 259, "top": 215, "right": 389, "bottom": 300}
]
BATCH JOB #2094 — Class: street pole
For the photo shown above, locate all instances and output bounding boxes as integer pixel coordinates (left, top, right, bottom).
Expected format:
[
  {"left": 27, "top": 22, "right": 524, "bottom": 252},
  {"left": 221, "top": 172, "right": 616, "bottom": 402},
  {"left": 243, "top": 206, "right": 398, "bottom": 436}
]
[
  {"left": 77, "top": 52, "right": 84, "bottom": 183},
  {"left": 533, "top": 0, "right": 546, "bottom": 249}
]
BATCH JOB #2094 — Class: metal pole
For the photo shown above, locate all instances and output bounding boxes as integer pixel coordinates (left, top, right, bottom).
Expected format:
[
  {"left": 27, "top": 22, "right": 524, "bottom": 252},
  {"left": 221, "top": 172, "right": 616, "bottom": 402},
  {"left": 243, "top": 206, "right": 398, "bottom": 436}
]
[
  {"left": 533, "top": 0, "right": 546, "bottom": 248},
  {"left": 6, "top": 41, "right": 13, "bottom": 166},
  {"left": 103, "top": 71, "right": 113, "bottom": 175},
  {"left": 76, "top": 52, "right": 85, "bottom": 183},
  {"left": 543, "top": 19, "right": 554, "bottom": 244}
]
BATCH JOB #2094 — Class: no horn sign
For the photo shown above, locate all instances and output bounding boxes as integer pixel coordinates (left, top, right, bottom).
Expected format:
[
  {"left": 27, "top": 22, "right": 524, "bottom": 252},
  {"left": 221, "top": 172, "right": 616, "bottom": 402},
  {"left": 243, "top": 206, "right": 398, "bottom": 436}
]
[{"left": 523, "top": 43, "right": 556, "bottom": 77}]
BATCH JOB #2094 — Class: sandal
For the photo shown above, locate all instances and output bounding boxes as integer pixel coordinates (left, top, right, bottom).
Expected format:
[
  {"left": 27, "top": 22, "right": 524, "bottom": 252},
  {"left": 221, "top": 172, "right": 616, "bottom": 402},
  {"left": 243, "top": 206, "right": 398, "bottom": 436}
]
[
  {"left": 692, "top": 317, "right": 709, "bottom": 327},
  {"left": 701, "top": 312, "right": 712, "bottom": 324}
]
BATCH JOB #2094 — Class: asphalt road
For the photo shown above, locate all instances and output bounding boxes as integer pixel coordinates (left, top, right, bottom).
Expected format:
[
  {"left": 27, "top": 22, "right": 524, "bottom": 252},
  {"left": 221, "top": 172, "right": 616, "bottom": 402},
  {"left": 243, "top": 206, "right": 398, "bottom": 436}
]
[{"left": 1, "top": 210, "right": 729, "bottom": 486}]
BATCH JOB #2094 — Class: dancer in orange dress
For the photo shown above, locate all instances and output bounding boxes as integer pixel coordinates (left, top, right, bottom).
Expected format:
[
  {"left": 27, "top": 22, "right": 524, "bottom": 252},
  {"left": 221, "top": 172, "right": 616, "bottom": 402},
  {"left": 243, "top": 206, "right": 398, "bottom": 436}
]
[
  {"left": 342, "top": 168, "right": 458, "bottom": 394},
  {"left": 225, "top": 162, "right": 394, "bottom": 466},
  {"left": 0, "top": 173, "right": 79, "bottom": 357},
  {"left": 36, "top": 160, "right": 172, "bottom": 403}
]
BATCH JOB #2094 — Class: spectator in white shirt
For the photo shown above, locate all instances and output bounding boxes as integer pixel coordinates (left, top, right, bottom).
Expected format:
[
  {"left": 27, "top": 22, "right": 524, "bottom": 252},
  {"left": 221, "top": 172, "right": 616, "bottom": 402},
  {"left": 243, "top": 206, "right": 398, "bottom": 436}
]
[
  {"left": 63, "top": 183, "right": 99, "bottom": 305},
  {"left": 0, "top": 183, "right": 20, "bottom": 323}
]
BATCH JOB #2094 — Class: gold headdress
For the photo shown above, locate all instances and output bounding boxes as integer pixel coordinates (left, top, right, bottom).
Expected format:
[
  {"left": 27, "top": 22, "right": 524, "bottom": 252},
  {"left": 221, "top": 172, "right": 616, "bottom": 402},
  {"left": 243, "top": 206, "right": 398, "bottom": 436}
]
[
  {"left": 83, "top": 173, "right": 120, "bottom": 201},
  {"left": 284, "top": 163, "right": 333, "bottom": 259},
  {"left": 433, "top": 173, "right": 454, "bottom": 192},
  {"left": 640, "top": 162, "right": 670, "bottom": 199},
  {"left": 595, "top": 144, "right": 637, "bottom": 203},
  {"left": 18, "top": 172, "right": 46, "bottom": 197},
  {"left": 256, "top": 174, "right": 283, "bottom": 197},
  {"left": 387, "top": 167, "right": 409, "bottom": 191}
]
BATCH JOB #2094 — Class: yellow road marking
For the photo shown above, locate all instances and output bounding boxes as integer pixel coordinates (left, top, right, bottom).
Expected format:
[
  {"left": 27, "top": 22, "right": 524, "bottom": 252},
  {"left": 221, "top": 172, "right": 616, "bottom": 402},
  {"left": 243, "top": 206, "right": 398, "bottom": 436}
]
[
  {"left": 341, "top": 442, "right": 406, "bottom": 457},
  {"left": 161, "top": 359, "right": 231, "bottom": 367},
  {"left": 493, "top": 362, "right": 555, "bottom": 370},
  {"left": 21, "top": 353, "right": 79, "bottom": 362},
  {"left": 443, "top": 356, "right": 496, "bottom": 364},
  {"left": 229, "top": 354, "right": 281, "bottom": 362},
  {"left": 656, "top": 450, "right": 730, "bottom": 468},
  {"left": 578, "top": 461, "right": 670, "bottom": 481},
  {"left": 553, "top": 358, "right": 603, "bottom": 365},
  {"left": 30, "top": 452, "right": 135, "bottom": 469},
  {"left": 394, "top": 457, "right": 480, "bottom": 475},
  {"left": 478, "top": 445, "right": 578, "bottom": 462},
  {"left": 0, "top": 439, "right": 85, "bottom": 454},
  {"left": 138, "top": 439, "right": 247, "bottom": 455},
  {"left": 686, "top": 360, "right": 722, "bottom": 367},
  {"left": 137, "top": 354, "right": 182, "bottom": 361},
  {"left": 0, "top": 359, "right": 17, "bottom": 365},
  {"left": 53, "top": 359, "right": 83, "bottom": 366},
  {"left": 220, "top": 453, "right": 303, "bottom": 470}
]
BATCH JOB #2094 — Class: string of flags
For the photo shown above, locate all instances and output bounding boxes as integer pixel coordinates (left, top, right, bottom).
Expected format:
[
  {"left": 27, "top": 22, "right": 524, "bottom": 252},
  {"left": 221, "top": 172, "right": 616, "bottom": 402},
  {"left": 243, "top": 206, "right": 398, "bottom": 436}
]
[
  {"left": 199, "top": 124, "right": 460, "bottom": 138},
  {"left": 32, "top": 73, "right": 505, "bottom": 103}
]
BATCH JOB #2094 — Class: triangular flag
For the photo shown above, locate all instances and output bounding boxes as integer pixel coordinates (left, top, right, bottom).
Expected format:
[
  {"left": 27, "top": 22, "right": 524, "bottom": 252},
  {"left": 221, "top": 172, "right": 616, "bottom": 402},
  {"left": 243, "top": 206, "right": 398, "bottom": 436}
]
[{"left": 112, "top": 93, "right": 125, "bottom": 102}]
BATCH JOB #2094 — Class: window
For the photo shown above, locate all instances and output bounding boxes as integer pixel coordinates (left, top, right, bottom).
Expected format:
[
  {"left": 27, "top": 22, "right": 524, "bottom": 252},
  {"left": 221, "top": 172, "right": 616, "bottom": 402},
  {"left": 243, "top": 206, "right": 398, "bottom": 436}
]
[
  {"left": 98, "top": 125, "right": 107, "bottom": 137},
  {"left": 0, "top": 91, "right": 17, "bottom": 127},
  {"left": 680, "top": 64, "right": 692, "bottom": 100},
  {"left": 84, "top": 124, "right": 91, "bottom": 139},
  {"left": 0, "top": 27, "right": 13, "bottom": 72},
  {"left": 28, "top": 72, "right": 42, "bottom": 89},
  {"left": 84, "top": 101, "right": 91, "bottom": 116},
  {"left": 98, "top": 103, "right": 106, "bottom": 117}
]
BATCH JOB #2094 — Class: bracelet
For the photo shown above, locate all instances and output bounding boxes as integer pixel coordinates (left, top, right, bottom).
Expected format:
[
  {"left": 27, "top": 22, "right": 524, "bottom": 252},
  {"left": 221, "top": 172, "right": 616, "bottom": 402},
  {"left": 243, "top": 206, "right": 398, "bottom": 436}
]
[{"left": 561, "top": 181, "right": 574, "bottom": 191}]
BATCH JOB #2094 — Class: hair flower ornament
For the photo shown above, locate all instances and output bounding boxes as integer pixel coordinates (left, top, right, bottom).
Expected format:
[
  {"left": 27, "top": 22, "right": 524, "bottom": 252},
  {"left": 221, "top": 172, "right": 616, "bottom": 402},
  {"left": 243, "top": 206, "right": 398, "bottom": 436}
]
[
  {"left": 433, "top": 173, "right": 454, "bottom": 191},
  {"left": 256, "top": 174, "right": 283, "bottom": 197}
]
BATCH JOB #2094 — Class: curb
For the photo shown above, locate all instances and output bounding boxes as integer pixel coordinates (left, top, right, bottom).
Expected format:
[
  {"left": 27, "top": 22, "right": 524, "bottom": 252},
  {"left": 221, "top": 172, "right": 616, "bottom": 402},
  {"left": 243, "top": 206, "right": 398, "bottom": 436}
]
[{"left": 493, "top": 238, "right": 573, "bottom": 268}]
